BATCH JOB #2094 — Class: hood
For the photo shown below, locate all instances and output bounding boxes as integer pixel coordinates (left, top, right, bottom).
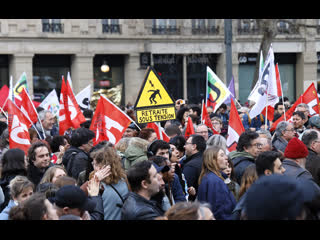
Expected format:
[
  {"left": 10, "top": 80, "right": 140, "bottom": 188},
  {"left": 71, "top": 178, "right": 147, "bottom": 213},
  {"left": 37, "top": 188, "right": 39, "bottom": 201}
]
[
  {"left": 229, "top": 151, "right": 254, "bottom": 161},
  {"left": 62, "top": 146, "right": 83, "bottom": 166},
  {"left": 124, "top": 145, "right": 148, "bottom": 162}
]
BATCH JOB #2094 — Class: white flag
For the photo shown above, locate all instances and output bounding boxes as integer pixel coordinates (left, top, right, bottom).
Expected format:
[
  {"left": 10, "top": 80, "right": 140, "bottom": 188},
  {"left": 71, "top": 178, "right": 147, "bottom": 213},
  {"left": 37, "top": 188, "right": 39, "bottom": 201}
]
[
  {"left": 249, "top": 45, "right": 279, "bottom": 119},
  {"left": 248, "top": 50, "right": 264, "bottom": 103},
  {"left": 39, "top": 89, "right": 60, "bottom": 119},
  {"left": 76, "top": 85, "right": 91, "bottom": 111}
]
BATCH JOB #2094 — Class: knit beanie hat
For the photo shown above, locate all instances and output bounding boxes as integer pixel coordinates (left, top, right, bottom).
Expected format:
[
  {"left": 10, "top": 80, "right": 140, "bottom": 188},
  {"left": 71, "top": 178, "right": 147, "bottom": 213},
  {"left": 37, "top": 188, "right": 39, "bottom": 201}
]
[{"left": 284, "top": 137, "right": 308, "bottom": 159}]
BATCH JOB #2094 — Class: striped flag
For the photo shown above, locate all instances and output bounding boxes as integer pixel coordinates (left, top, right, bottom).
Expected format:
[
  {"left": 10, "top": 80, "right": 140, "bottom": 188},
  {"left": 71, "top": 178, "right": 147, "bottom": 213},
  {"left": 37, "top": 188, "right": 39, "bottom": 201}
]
[{"left": 206, "top": 66, "right": 232, "bottom": 113}]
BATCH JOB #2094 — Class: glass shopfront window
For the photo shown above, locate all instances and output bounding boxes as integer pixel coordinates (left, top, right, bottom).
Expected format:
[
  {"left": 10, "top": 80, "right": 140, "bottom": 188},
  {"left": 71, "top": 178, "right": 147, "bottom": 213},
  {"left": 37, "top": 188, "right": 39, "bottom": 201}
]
[
  {"left": 187, "top": 54, "right": 217, "bottom": 104},
  {"left": 153, "top": 54, "right": 183, "bottom": 101},
  {"left": 33, "top": 55, "right": 71, "bottom": 102},
  {"left": 0, "top": 55, "right": 9, "bottom": 87}
]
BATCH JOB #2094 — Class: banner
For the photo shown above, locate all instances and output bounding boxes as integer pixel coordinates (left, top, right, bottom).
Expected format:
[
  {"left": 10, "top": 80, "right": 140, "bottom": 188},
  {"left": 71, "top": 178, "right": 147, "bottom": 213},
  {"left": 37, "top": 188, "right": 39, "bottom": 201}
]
[
  {"left": 76, "top": 85, "right": 91, "bottom": 112},
  {"left": 39, "top": 89, "right": 60, "bottom": 120}
]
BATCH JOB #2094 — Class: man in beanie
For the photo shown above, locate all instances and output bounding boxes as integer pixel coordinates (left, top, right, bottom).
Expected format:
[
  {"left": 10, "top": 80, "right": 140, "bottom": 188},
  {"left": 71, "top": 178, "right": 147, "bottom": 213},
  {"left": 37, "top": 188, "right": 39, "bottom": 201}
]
[{"left": 282, "top": 137, "right": 320, "bottom": 196}]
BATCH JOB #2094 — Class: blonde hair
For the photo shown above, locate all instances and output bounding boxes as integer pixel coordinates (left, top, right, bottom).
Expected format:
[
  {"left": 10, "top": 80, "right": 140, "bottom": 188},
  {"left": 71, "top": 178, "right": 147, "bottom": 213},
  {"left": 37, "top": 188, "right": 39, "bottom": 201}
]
[
  {"left": 39, "top": 165, "right": 67, "bottom": 184},
  {"left": 9, "top": 175, "right": 34, "bottom": 199},
  {"left": 90, "top": 145, "right": 127, "bottom": 185},
  {"left": 198, "top": 146, "right": 224, "bottom": 185}
]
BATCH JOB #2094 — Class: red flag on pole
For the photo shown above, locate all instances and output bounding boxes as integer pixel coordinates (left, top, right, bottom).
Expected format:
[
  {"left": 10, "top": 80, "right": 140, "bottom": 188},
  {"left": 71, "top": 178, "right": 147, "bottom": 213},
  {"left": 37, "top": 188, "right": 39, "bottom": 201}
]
[
  {"left": 201, "top": 100, "right": 219, "bottom": 135},
  {"left": 226, "top": 99, "right": 245, "bottom": 153},
  {"left": 184, "top": 116, "right": 195, "bottom": 139},
  {"left": 146, "top": 122, "right": 170, "bottom": 142},
  {"left": 59, "top": 76, "right": 86, "bottom": 135},
  {"left": 302, "top": 82, "right": 320, "bottom": 117},
  {"left": 275, "top": 63, "right": 283, "bottom": 97},
  {"left": 90, "top": 95, "right": 133, "bottom": 145},
  {"left": 7, "top": 99, "right": 31, "bottom": 155},
  {"left": 20, "top": 88, "right": 39, "bottom": 128}
]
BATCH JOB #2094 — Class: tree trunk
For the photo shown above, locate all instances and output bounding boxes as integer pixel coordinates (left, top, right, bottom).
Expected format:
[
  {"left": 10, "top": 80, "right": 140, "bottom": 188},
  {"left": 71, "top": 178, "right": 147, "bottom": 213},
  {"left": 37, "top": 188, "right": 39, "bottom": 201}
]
[{"left": 251, "top": 20, "right": 278, "bottom": 89}]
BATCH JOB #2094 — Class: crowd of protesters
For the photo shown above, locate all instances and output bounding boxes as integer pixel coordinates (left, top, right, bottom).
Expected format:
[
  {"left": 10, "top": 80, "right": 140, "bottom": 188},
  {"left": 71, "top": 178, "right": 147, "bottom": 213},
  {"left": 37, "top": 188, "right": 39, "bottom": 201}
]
[{"left": 0, "top": 96, "right": 320, "bottom": 220}]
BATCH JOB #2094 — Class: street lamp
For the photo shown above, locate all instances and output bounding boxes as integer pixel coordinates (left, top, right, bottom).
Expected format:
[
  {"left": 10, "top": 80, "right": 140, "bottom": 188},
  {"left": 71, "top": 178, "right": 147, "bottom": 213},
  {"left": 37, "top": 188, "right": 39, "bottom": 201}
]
[{"left": 101, "top": 61, "right": 110, "bottom": 73}]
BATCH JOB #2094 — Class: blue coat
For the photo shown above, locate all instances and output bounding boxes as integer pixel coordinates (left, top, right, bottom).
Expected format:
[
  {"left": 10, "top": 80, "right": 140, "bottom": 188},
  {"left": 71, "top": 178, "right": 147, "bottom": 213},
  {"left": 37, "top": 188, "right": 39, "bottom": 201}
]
[{"left": 197, "top": 172, "right": 236, "bottom": 220}]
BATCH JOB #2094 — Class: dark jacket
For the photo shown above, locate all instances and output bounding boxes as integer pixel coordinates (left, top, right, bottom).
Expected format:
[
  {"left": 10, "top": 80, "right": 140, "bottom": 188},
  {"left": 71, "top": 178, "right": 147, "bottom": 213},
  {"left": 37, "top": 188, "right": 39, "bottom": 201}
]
[
  {"left": 306, "top": 149, "right": 320, "bottom": 187},
  {"left": 230, "top": 151, "right": 255, "bottom": 185},
  {"left": 197, "top": 171, "right": 236, "bottom": 220},
  {"left": 62, "top": 146, "right": 91, "bottom": 180},
  {"left": 181, "top": 151, "right": 203, "bottom": 195},
  {"left": 272, "top": 136, "right": 288, "bottom": 154},
  {"left": 168, "top": 173, "right": 187, "bottom": 203},
  {"left": 121, "top": 192, "right": 163, "bottom": 220},
  {"left": 27, "top": 162, "right": 54, "bottom": 186}
]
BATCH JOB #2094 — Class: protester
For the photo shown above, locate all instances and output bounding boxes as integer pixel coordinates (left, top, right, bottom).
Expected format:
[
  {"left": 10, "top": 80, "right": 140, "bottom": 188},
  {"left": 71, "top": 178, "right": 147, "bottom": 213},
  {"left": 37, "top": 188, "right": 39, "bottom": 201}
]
[
  {"left": 301, "top": 129, "right": 320, "bottom": 186},
  {"left": 309, "top": 115, "right": 320, "bottom": 132},
  {"left": 39, "top": 165, "right": 67, "bottom": 185},
  {"left": 123, "top": 137, "right": 149, "bottom": 170},
  {"left": 256, "top": 129, "right": 272, "bottom": 152},
  {"left": 27, "top": 141, "right": 54, "bottom": 186},
  {"left": 0, "top": 148, "right": 28, "bottom": 212},
  {"left": 195, "top": 124, "right": 209, "bottom": 141},
  {"left": 181, "top": 134, "right": 206, "bottom": 200},
  {"left": 165, "top": 124, "right": 182, "bottom": 138},
  {"left": 210, "top": 117, "right": 223, "bottom": 134},
  {"left": 272, "top": 121, "right": 295, "bottom": 154},
  {"left": 138, "top": 128, "right": 157, "bottom": 143},
  {"left": 255, "top": 151, "right": 285, "bottom": 177},
  {"left": 89, "top": 145, "right": 129, "bottom": 220},
  {"left": 197, "top": 146, "right": 236, "bottom": 220},
  {"left": 222, "top": 158, "right": 240, "bottom": 201},
  {"left": 229, "top": 130, "right": 262, "bottom": 185},
  {"left": 122, "top": 122, "right": 139, "bottom": 138},
  {"left": 121, "top": 160, "right": 164, "bottom": 220},
  {"left": 33, "top": 110, "right": 57, "bottom": 139},
  {"left": 296, "top": 103, "right": 310, "bottom": 128},
  {"left": 48, "top": 135, "right": 70, "bottom": 164},
  {"left": 8, "top": 192, "right": 59, "bottom": 220},
  {"left": 147, "top": 139, "right": 171, "bottom": 160},
  {"left": 292, "top": 111, "right": 307, "bottom": 137},
  {"left": 273, "top": 102, "right": 285, "bottom": 122},
  {"left": 115, "top": 137, "right": 131, "bottom": 168},
  {"left": 206, "top": 134, "right": 227, "bottom": 152},
  {"left": 62, "top": 127, "right": 95, "bottom": 179},
  {"left": 0, "top": 176, "right": 34, "bottom": 220},
  {"left": 0, "top": 128, "right": 9, "bottom": 161}
]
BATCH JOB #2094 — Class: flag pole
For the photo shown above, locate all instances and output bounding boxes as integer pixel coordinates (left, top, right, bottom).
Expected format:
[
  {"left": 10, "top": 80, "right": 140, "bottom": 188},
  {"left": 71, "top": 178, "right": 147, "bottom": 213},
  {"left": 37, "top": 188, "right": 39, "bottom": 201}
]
[{"left": 0, "top": 105, "right": 7, "bottom": 119}]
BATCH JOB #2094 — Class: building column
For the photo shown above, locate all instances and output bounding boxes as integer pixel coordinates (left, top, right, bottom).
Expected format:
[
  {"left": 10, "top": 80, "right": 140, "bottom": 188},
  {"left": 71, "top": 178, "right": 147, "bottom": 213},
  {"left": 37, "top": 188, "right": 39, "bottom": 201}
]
[
  {"left": 71, "top": 54, "right": 94, "bottom": 95},
  {"left": 9, "top": 53, "right": 34, "bottom": 96},
  {"left": 124, "top": 53, "right": 146, "bottom": 105},
  {"left": 183, "top": 55, "right": 187, "bottom": 100}
]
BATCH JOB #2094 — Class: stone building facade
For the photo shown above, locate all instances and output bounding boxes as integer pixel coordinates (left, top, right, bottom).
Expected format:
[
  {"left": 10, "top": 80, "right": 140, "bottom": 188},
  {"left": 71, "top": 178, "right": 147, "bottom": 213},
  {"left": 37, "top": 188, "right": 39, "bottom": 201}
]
[{"left": 0, "top": 19, "right": 319, "bottom": 106}]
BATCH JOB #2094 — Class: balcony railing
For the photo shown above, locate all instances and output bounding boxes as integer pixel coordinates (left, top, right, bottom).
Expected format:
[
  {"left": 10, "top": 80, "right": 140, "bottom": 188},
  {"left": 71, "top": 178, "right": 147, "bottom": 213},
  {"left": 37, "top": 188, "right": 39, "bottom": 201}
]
[
  {"left": 42, "top": 23, "right": 64, "bottom": 33},
  {"left": 191, "top": 26, "right": 219, "bottom": 35},
  {"left": 102, "top": 24, "right": 121, "bottom": 34},
  {"left": 152, "top": 26, "right": 180, "bottom": 35}
]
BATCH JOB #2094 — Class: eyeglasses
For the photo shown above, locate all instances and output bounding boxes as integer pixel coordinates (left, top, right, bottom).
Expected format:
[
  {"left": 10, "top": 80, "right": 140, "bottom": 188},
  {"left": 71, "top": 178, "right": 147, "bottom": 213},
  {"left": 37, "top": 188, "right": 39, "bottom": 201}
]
[
  {"left": 285, "top": 129, "right": 295, "bottom": 132},
  {"left": 185, "top": 142, "right": 194, "bottom": 145},
  {"left": 196, "top": 131, "right": 208, "bottom": 134},
  {"left": 252, "top": 143, "right": 263, "bottom": 148}
]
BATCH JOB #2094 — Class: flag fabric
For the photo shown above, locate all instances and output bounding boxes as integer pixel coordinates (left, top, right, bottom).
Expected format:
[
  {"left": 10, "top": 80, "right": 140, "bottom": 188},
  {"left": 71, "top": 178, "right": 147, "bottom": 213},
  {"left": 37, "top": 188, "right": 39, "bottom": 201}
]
[
  {"left": 0, "top": 85, "right": 9, "bottom": 111},
  {"left": 7, "top": 99, "right": 31, "bottom": 155},
  {"left": 39, "top": 89, "right": 60, "bottom": 120},
  {"left": 90, "top": 95, "right": 133, "bottom": 145},
  {"left": 224, "top": 76, "right": 236, "bottom": 105},
  {"left": 226, "top": 99, "right": 245, "bottom": 153},
  {"left": 146, "top": 122, "right": 170, "bottom": 142},
  {"left": 275, "top": 63, "right": 283, "bottom": 97},
  {"left": 248, "top": 50, "right": 264, "bottom": 103},
  {"left": 206, "top": 66, "right": 232, "bottom": 113},
  {"left": 184, "top": 116, "right": 195, "bottom": 139},
  {"left": 75, "top": 85, "right": 91, "bottom": 112},
  {"left": 302, "top": 83, "right": 320, "bottom": 117},
  {"left": 249, "top": 45, "right": 279, "bottom": 119},
  {"left": 261, "top": 106, "right": 275, "bottom": 122},
  {"left": 201, "top": 100, "right": 219, "bottom": 135},
  {"left": 13, "top": 72, "right": 28, "bottom": 107},
  {"left": 20, "top": 88, "right": 39, "bottom": 128},
  {"left": 59, "top": 76, "right": 86, "bottom": 135}
]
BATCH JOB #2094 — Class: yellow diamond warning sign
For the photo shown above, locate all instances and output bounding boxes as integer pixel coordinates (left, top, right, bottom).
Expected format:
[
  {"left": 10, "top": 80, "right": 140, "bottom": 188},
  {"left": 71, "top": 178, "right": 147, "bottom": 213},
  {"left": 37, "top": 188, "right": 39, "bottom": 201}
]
[{"left": 134, "top": 67, "right": 176, "bottom": 124}]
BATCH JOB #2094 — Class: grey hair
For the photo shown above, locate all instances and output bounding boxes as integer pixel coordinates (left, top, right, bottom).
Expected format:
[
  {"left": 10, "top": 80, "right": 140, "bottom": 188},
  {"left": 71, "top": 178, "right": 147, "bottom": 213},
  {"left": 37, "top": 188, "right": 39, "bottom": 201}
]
[
  {"left": 301, "top": 129, "right": 319, "bottom": 148},
  {"left": 38, "top": 110, "right": 51, "bottom": 121},
  {"left": 297, "top": 103, "right": 309, "bottom": 111},
  {"left": 195, "top": 124, "right": 208, "bottom": 132},
  {"left": 256, "top": 129, "right": 272, "bottom": 140},
  {"left": 206, "top": 134, "right": 227, "bottom": 151},
  {"left": 274, "top": 121, "right": 290, "bottom": 137}
]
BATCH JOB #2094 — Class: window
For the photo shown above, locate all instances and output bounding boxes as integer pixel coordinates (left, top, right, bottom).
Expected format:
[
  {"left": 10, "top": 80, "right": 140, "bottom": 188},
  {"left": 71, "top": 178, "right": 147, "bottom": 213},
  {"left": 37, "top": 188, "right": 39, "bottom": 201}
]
[
  {"left": 191, "top": 19, "right": 219, "bottom": 34},
  {"left": 152, "top": 19, "right": 179, "bottom": 34},
  {"left": 102, "top": 19, "right": 121, "bottom": 33},
  {"left": 42, "top": 19, "right": 63, "bottom": 33},
  {"left": 237, "top": 19, "right": 259, "bottom": 35}
]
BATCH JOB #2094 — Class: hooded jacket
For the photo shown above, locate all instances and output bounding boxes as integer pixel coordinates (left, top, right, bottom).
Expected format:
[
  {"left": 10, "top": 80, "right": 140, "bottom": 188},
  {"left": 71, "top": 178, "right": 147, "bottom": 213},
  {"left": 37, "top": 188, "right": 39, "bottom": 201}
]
[
  {"left": 123, "top": 144, "right": 148, "bottom": 171},
  {"left": 230, "top": 151, "right": 255, "bottom": 185}
]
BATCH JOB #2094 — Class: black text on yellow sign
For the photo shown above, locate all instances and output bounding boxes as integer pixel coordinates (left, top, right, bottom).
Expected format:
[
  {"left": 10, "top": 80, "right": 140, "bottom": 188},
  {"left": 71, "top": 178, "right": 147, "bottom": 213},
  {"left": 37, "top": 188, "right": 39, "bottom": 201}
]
[{"left": 136, "top": 107, "right": 176, "bottom": 123}]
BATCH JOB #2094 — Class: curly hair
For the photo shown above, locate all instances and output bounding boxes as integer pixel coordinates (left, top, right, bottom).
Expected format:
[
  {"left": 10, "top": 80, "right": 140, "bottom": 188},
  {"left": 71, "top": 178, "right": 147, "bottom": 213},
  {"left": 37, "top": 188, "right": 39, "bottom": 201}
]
[{"left": 90, "top": 145, "right": 127, "bottom": 185}]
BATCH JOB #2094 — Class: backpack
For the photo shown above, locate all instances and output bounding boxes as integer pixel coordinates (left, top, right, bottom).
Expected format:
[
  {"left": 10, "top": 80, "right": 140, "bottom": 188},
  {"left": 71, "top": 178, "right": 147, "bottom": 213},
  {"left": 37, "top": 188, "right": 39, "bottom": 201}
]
[{"left": 65, "top": 152, "right": 78, "bottom": 178}]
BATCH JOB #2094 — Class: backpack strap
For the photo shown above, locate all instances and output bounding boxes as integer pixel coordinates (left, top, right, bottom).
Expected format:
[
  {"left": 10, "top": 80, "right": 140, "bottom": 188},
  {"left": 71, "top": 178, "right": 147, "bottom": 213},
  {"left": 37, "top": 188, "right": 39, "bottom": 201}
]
[{"left": 109, "top": 184, "right": 125, "bottom": 208}]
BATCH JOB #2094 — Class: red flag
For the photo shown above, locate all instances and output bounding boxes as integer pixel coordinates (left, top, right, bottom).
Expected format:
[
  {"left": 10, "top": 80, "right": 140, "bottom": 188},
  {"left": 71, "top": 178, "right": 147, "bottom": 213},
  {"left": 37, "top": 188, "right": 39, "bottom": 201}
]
[
  {"left": 261, "top": 106, "right": 275, "bottom": 122},
  {"left": 59, "top": 76, "right": 86, "bottom": 135},
  {"left": 0, "top": 85, "right": 9, "bottom": 111},
  {"left": 275, "top": 63, "right": 283, "bottom": 97},
  {"left": 302, "top": 83, "right": 320, "bottom": 117},
  {"left": 226, "top": 99, "right": 245, "bottom": 152},
  {"left": 7, "top": 99, "right": 31, "bottom": 155},
  {"left": 20, "top": 88, "right": 39, "bottom": 128},
  {"left": 184, "top": 116, "right": 195, "bottom": 139},
  {"left": 90, "top": 95, "right": 132, "bottom": 145},
  {"left": 201, "top": 100, "right": 219, "bottom": 135},
  {"left": 146, "top": 122, "right": 170, "bottom": 142}
]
